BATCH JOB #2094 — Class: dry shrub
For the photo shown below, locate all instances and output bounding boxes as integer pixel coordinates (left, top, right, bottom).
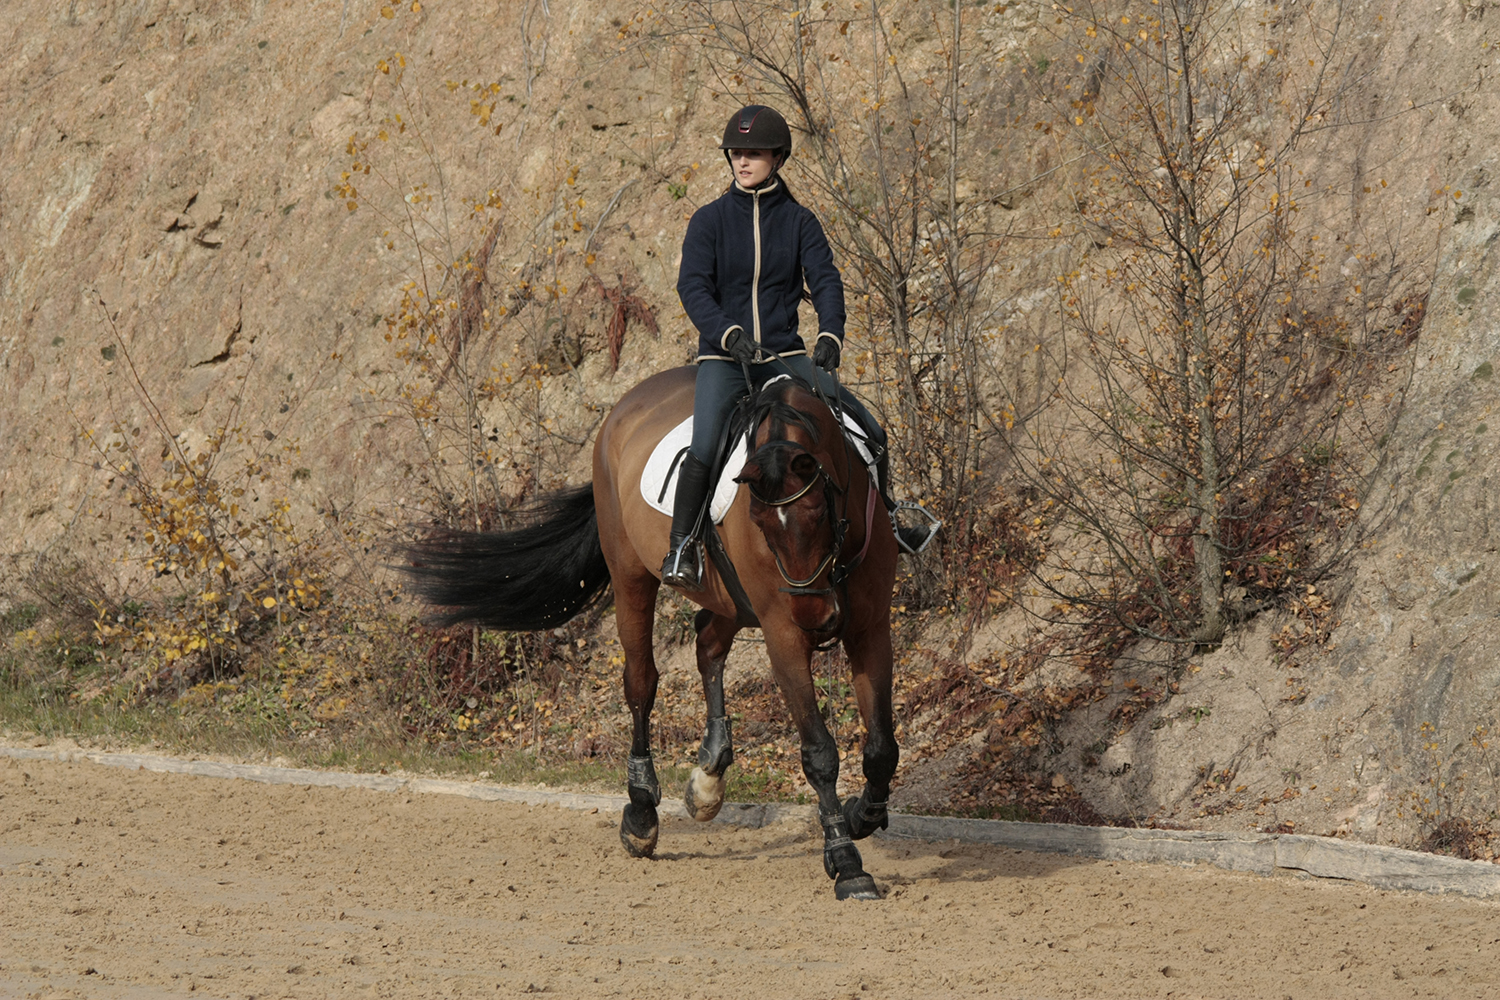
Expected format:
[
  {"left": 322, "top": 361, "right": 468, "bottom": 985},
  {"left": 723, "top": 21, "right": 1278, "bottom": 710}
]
[
  {"left": 1420, "top": 819, "right": 1497, "bottom": 863},
  {"left": 393, "top": 614, "right": 601, "bottom": 742}
]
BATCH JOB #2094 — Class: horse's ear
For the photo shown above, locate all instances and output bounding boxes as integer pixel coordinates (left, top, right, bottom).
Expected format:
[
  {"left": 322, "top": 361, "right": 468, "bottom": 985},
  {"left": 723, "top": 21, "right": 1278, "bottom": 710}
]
[
  {"left": 790, "top": 452, "right": 819, "bottom": 481},
  {"left": 733, "top": 461, "right": 762, "bottom": 486}
]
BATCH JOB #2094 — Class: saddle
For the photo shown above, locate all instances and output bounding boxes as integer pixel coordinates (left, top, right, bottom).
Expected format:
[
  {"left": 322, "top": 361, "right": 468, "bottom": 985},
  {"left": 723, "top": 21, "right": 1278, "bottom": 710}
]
[{"left": 639, "top": 410, "right": 878, "bottom": 519}]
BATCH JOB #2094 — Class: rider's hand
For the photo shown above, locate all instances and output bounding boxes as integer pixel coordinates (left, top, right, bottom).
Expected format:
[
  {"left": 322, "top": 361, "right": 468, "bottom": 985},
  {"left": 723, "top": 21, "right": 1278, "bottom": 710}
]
[
  {"left": 813, "top": 338, "right": 841, "bottom": 372},
  {"left": 724, "top": 328, "right": 757, "bottom": 366}
]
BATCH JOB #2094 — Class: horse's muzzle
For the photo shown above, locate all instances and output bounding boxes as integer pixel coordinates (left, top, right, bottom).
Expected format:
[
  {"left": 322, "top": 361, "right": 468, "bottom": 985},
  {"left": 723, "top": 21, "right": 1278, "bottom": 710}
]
[{"left": 793, "top": 597, "right": 844, "bottom": 646}]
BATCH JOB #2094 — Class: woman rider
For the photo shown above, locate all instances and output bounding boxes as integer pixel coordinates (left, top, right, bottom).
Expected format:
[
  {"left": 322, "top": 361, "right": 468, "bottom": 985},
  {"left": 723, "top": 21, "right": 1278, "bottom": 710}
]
[{"left": 662, "top": 104, "right": 936, "bottom": 589}]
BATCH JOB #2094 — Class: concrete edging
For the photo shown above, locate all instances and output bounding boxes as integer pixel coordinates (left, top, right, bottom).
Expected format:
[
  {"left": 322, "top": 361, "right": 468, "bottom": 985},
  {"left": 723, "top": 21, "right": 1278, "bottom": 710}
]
[{"left": 5, "top": 745, "right": 1498, "bottom": 898}]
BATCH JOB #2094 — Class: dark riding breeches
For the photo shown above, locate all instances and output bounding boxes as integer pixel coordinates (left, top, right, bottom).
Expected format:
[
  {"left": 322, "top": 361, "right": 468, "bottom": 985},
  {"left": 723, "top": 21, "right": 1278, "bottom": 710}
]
[{"left": 688, "top": 356, "right": 886, "bottom": 467}]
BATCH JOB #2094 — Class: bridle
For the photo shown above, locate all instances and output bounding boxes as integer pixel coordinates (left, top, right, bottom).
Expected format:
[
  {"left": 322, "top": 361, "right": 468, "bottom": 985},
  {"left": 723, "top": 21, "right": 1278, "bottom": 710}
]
[
  {"left": 744, "top": 443, "right": 847, "bottom": 594},
  {"left": 742, "top": 385, "right": 878, "bottom": 649}
]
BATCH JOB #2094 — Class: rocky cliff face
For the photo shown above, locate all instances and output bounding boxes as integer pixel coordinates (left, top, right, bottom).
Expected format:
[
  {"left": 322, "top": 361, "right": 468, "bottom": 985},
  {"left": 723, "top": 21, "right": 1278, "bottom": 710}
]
[
  {"left": 0, "top": 0, "right": 713, "bottom": 583},
  {"left": 4, "top": 0, "right": 1499, "bottom": 848},
  {"left": 1033, "top": 4, "right": 1500, "bottom": 845}
]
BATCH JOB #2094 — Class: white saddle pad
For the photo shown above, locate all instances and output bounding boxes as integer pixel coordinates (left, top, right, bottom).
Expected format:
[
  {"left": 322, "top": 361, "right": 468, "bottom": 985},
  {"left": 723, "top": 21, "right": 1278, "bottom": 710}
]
[{"left": 640, "top": 412, "right": 878, "bottom": 522}]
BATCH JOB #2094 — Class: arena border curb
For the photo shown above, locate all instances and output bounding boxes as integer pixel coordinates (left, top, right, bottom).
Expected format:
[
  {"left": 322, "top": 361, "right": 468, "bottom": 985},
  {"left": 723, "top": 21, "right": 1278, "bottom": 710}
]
[{"left": 6, "top": 745, "right": 1498, "bottom": 898}]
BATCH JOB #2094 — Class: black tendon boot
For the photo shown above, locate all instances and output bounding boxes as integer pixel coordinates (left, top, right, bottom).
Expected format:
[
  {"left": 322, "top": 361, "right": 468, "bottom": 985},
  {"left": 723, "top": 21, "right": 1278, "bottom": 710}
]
[
  {"left": 876, "top": 451, "right": 940, "bottom": 556},
  {"left": 661, "top": 453, "right": 713, "bottom": 589}
]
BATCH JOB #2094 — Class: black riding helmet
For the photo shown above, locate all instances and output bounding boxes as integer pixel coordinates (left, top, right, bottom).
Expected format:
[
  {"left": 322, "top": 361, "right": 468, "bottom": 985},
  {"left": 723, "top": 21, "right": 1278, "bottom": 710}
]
[{"left": 720, "top": 105, "right": 792, "bottom": 170}]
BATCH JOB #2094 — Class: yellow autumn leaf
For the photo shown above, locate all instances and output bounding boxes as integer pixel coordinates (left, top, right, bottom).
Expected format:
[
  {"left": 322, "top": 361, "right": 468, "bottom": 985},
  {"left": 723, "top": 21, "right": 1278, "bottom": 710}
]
[
  {"left": 262, "top": 596, "right": 278, "bottom": 609},
  {"left": 381, "top": 5, "right": 394, "bottom": 17}
]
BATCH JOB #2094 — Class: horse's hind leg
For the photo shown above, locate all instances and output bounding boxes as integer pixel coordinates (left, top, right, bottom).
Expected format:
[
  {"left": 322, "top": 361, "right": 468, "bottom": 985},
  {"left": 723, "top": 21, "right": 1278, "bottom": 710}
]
[
  {"left": 615, "top": 569, "right": 664, "bottom": 857},
  {"left": 684, "top": 610, "right": 739, "bottom": 822}
]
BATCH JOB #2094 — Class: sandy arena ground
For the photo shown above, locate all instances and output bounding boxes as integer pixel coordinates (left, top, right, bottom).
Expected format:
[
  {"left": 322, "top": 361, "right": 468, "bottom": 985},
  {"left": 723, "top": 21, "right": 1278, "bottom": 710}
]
[{"left": 1, "top": 755, "right": 1497, "bottom": 999}]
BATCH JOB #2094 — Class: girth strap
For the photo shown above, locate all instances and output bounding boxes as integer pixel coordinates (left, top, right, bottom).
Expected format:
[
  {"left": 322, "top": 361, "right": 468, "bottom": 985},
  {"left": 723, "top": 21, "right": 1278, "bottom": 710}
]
[{"left": 704, "top": 520, "right": 760, "bottom": 629}]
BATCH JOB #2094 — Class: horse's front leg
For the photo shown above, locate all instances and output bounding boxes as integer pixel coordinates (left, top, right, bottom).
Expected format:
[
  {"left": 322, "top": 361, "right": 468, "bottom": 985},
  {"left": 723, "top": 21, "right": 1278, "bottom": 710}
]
[
  {"left": 616, "top": 570, "right": 663, "bottom": 857},
  {"left": 685, "top": 610, "right": 739, "bottom": 821},
  {"left": 841, "top": 614, "right": 899, "bottom": 840},
  {"left": 765, "top": 627, "right": 881, "bottom": 901}
]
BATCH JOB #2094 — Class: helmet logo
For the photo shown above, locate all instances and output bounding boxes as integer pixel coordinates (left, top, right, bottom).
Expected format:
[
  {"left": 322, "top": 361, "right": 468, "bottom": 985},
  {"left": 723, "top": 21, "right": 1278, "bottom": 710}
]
[{"left": 738, "top": 110, "right": 758, "bottom": 133}]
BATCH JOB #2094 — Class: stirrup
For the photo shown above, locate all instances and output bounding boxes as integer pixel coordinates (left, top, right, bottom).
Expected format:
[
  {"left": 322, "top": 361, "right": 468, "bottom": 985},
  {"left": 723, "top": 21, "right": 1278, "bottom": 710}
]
[
  {"left": 661, "top": 538, "right": 705, "bottom": 590},
  {"left": 893, "top": 501, "right": 941, "bottom": 555}
]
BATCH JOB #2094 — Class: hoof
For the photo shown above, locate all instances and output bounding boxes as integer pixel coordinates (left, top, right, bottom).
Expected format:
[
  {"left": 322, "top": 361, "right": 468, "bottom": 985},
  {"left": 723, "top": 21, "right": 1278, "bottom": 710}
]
[
  {"left": 683, "top": 766, "right": 727, "bottom": 822},
  {"left": 834, "top": 873, "right": 881, "bottom": 900},
  {"left": 619, "top": 802, "right": 659, "bottom": 858}
]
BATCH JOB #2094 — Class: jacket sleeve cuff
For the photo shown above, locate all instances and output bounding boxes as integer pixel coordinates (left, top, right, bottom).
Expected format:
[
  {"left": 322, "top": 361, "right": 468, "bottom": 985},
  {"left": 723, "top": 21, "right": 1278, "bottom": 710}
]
[
  {"left": 816, "top": 331, "right": 844, "bottom": 347},
  {"left": 720, "top": 325, "right": 745, "bottom": 351}
]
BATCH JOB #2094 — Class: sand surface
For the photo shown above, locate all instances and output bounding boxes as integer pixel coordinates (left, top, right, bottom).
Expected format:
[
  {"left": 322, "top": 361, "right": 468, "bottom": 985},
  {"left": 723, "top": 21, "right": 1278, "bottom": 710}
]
[{"left": 1, "top": 755, "right": 1496, "bottom": 999}]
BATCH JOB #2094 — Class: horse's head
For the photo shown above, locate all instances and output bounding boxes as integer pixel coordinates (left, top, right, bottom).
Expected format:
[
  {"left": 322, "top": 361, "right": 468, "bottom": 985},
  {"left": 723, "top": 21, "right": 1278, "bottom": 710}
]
[{"left": 733, "top": 380, "right": 849, "bottom": 639}]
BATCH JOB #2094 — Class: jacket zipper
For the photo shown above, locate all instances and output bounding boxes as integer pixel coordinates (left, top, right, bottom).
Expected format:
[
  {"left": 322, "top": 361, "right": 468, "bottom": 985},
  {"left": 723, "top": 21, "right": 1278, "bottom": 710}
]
[{"left": 751, "top": 188, "right": 763, "bottom": 346}]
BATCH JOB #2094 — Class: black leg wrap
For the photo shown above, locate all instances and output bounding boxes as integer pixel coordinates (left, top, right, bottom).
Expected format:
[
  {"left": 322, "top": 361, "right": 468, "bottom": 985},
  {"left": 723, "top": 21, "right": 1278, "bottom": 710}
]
[
  {"left": 626, "top": 753, "right": 662, "bottom": 807},
  {"left": 842, "top": 789, "right": 891, "bottom": 841},
  {"left": 621, "top": 753, "right": 662, "bottom": 857},
  {"left": 820, "top": 812, "right": 880, "bottom": 901},
  {"left": 697, "top": 715, "right": 734, "bottom": 776},
  {"left": 820, "top": 813, "right": 861, "bottom": 879}
]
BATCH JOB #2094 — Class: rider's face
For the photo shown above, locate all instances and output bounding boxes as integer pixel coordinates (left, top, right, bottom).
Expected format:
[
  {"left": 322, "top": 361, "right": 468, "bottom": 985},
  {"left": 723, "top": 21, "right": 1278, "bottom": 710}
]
[{"left": 729, "top": 148, "right": 778, "bottom": 188}]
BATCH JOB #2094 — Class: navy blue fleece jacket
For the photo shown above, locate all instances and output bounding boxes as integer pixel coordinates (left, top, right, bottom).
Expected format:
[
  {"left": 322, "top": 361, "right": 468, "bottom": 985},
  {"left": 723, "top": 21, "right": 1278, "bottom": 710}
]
[{"left": 677, "top": 178, "right": 846, "bottom": 362}]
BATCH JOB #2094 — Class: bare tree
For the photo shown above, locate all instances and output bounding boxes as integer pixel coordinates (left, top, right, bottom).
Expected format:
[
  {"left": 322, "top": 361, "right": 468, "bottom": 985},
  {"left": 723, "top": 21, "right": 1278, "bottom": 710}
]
[{"left": 1008, "top": 0, "right": 1434, "bottom": 644}]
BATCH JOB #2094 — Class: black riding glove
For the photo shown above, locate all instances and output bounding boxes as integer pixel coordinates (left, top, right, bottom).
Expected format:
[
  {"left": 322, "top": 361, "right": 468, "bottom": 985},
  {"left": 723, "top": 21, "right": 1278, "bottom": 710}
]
[
  {"left": 724, "top": 328, "right": 757, "bottom": 366},
  {"left": 813, "top": 338, "right": 841, "bottom": 372}
]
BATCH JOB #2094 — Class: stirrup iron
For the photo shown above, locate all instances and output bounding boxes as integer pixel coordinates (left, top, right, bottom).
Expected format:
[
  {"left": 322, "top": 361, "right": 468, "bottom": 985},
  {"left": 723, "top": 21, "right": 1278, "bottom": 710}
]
[
  {"left": 893, "top": 500, "right": 941, "bottom": 555},
  {"left": 661, "top": 537, "right": 705, "bottom": 590}
]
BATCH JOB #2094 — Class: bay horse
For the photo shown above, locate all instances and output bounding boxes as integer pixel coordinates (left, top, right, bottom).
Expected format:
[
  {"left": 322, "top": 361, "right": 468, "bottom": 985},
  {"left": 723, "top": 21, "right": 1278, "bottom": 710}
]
[{"left": 404, "top": 366, "right": 899, "bottom": 900}]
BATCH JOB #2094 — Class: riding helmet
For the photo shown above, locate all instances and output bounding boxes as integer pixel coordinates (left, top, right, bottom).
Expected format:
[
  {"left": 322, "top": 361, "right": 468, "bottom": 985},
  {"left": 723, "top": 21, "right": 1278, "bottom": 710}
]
[{"left": 719, "top": 105, "right": 792, "bottom": 162}]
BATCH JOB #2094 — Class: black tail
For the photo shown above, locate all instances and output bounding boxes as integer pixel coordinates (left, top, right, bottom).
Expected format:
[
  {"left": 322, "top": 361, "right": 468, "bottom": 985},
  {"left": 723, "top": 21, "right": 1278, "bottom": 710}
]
[{"left": 402, "top": 485, "right": 611, "bottom": 631}]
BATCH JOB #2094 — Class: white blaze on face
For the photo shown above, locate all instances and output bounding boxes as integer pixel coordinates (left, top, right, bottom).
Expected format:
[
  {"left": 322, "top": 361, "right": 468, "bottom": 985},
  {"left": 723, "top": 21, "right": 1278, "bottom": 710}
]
[{"left": 777, "top": 507, "right": 789, "bottom": 530}]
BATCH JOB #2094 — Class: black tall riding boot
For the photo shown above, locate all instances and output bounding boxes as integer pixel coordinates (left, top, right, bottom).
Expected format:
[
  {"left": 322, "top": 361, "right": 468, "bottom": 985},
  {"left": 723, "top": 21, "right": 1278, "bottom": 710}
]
[
  {"left": 662, "top": 453, "right": 713, "bottom": 589},
  {"left": 876, "top": 452, "right": 940, "bottom": 556}
]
